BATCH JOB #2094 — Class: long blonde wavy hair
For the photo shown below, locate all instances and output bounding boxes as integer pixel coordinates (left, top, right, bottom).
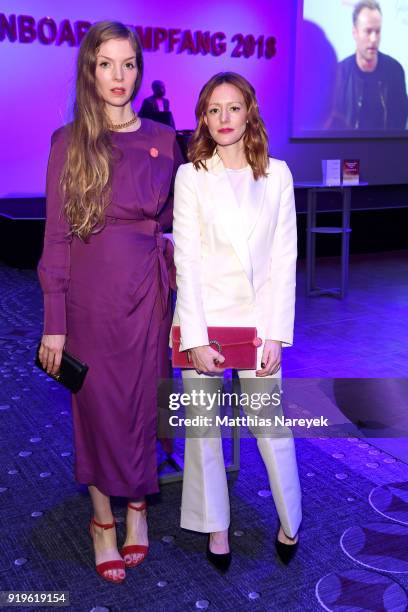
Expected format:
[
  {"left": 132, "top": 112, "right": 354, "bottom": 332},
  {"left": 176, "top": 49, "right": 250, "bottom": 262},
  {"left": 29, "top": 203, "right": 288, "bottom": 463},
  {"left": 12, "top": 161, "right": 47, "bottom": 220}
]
[
  {"left": 62, "top": 21, "right": 143, "bottom": 240},
  {"left": 188, "top": 72, "right": 269, "bottom": 180}
]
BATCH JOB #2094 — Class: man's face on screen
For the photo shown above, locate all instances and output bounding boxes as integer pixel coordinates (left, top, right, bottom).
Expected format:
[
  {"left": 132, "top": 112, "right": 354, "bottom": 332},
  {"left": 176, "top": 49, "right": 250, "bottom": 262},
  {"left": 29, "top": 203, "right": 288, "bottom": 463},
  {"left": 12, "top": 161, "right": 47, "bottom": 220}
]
[{"left": 353, "top": 8, "right": 382, "bottom": 68}]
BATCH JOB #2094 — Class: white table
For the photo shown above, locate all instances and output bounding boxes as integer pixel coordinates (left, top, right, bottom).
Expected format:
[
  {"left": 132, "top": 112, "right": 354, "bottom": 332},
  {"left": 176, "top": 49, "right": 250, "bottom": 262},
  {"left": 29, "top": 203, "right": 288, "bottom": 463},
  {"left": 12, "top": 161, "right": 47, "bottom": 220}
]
[{"left": 295, "top": 182, "right": 367, "bottom": 298}]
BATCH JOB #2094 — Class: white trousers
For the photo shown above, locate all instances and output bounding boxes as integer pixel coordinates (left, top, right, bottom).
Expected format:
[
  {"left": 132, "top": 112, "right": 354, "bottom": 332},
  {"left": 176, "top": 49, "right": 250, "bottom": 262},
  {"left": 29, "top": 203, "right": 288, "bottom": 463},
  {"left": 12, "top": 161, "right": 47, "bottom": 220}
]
[{"left": 180, "top": 368, "right": 302, "bottom": 538}]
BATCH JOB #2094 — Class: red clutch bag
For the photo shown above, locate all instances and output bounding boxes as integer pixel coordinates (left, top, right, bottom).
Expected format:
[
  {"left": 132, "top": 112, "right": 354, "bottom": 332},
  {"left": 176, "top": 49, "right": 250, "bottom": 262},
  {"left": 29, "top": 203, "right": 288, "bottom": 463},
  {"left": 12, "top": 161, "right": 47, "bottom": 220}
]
[{"left": 171, "top": 326, "right": 261, "bottom": 369}]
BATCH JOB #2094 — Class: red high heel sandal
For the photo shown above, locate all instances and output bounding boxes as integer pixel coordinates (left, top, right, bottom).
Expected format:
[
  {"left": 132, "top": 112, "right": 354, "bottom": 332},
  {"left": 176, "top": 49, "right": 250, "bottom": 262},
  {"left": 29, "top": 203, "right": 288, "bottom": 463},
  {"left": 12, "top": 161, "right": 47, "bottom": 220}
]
[
  {"left": 121, "top": 502, "right": 149, "bottom": 568},
  {"left": 89, "top": 517, "right": 126, "bottom": 583}
]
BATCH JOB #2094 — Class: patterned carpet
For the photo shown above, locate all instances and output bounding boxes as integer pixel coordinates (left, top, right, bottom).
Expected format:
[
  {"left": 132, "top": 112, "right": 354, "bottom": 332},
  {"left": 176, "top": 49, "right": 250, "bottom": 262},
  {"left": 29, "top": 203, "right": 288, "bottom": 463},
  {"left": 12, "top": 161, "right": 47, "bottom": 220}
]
[{"left": 1, "top": 257, "right": 408, "bottom": 611}]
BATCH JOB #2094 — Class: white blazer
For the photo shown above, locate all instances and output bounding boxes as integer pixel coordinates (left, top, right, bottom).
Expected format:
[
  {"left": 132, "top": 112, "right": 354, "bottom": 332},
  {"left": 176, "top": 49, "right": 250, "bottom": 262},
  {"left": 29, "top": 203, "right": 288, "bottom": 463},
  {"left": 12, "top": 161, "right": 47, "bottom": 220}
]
[{"left": 172, "top": 152, "right": 297, "bottom": 352}]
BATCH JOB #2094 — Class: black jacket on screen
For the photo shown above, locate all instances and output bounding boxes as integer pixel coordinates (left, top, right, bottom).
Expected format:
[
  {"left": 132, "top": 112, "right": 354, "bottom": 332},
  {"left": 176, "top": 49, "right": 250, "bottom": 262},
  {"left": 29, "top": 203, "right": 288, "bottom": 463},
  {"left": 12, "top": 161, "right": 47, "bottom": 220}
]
[{"left": 332, "top": 52, "right": 408, "bottom": 130}]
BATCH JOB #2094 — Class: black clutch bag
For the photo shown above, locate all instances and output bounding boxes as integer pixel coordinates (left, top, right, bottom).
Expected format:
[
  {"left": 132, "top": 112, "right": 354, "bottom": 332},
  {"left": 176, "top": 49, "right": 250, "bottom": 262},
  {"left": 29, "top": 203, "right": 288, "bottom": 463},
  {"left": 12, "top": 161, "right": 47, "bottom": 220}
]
[{"left": 35, "top": 343, "right": 89, "bottom": 393}]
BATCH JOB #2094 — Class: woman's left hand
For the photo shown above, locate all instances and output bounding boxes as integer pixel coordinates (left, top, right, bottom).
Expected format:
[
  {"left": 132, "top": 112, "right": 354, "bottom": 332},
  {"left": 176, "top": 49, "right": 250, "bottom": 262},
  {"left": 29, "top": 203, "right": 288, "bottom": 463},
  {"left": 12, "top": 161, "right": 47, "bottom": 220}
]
[{"left": 256, "top": 339, "right": 282, "bottom": 377}]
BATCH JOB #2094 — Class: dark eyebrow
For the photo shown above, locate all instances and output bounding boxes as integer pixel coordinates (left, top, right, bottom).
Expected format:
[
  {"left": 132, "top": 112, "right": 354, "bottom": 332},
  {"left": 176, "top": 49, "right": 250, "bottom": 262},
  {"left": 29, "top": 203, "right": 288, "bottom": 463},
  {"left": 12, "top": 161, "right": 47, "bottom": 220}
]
[{"left": 98, "top": 55, "right": 136, "bottom": 61}]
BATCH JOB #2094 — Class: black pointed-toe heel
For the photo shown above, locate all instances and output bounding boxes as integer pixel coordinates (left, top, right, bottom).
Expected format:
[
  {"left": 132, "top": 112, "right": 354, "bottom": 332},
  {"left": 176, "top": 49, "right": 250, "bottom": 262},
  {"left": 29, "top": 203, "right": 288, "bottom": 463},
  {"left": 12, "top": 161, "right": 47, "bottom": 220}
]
[
  {"left": 275, "top": 533, "right": 299, "bottom": 565},
  {"left": 206, "top": 534, "right": 231, "bottom": 573}
]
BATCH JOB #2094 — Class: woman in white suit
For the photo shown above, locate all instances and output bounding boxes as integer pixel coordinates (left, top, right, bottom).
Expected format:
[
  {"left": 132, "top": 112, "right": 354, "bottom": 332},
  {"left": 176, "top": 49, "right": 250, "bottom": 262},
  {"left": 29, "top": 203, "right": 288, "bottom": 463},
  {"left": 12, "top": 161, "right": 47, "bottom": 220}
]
[{"left": 172, "top": 72, "right": 302, "bottom": 571}]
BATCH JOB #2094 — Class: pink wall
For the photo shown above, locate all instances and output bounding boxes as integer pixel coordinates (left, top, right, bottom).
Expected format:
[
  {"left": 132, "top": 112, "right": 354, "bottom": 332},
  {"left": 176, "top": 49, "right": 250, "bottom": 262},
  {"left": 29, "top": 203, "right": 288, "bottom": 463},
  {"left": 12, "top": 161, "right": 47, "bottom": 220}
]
[{"left": 0, "top": 0, "right": 407, "bottom": 197}]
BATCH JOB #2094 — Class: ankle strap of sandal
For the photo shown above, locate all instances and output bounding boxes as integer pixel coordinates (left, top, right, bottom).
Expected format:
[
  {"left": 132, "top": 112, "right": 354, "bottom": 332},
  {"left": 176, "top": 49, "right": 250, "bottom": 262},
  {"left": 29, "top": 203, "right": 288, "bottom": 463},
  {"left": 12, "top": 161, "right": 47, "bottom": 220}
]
[
  {"left": 91, "top": 517, "right": 116, "bottom": 530},
  {"left": 127, "top": 501, "right": 147, "bottom": 512}
]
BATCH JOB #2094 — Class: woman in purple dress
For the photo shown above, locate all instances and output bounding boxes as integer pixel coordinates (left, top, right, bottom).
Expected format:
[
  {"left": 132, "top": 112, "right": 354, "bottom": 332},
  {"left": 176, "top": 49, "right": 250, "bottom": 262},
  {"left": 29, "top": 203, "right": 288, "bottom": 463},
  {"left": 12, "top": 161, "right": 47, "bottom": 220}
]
[{"left": 38, "top": 21, "right": 181, "bottom": 584}]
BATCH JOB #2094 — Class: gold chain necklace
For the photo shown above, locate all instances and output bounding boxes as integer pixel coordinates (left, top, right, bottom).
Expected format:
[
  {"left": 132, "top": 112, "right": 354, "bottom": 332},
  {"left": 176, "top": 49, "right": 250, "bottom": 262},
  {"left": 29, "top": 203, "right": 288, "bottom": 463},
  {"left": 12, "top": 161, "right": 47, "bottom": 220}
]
[{"left": 109, "top": 113, "right": 139, "bottom": 131}]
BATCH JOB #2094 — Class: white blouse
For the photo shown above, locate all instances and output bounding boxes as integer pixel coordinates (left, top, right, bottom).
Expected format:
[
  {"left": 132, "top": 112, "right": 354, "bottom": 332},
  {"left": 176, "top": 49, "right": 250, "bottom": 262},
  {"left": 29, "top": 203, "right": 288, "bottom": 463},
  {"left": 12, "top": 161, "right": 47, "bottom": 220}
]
[{"left": 225, "top": 166, "right": 253, "bottom": 208}]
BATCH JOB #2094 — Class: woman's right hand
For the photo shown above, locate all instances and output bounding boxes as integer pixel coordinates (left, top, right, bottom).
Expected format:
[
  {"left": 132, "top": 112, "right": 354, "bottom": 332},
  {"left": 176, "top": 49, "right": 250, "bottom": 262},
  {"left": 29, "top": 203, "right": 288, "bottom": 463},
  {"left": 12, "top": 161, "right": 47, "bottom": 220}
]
[
  {"left": 39, "top": 334, "right": 66, "bottom": 376},
  {"left": 189, "top": 345, "right": 225, "bottom": 375}
]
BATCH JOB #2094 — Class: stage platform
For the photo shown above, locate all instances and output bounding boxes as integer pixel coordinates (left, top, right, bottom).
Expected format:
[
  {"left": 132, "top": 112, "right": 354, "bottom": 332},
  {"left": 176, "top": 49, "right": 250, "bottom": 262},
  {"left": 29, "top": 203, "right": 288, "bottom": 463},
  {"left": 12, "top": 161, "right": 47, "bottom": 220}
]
[{"left": 1, "top": 185, "right": 407, "bottom": 269}]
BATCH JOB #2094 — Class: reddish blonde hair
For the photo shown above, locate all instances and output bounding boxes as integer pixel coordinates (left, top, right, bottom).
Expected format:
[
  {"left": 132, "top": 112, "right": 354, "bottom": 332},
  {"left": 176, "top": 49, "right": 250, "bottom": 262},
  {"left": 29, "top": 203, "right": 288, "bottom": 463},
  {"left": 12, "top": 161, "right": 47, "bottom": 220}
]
[
  {"left": 62, "top": 21, "right": 143, "bottom": 240},
  {"left": 188, "top": 72, "right": 269, "bottom": 180}
]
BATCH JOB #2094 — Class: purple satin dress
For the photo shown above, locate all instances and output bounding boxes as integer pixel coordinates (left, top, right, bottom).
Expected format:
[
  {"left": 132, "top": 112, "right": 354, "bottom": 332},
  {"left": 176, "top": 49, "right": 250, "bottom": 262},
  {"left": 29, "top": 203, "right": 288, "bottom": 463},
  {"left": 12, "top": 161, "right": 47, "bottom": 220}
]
[{"left": 38, "top": 119, "right": 182, "bottom": 498}]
